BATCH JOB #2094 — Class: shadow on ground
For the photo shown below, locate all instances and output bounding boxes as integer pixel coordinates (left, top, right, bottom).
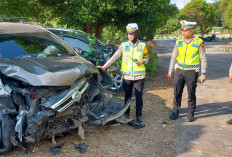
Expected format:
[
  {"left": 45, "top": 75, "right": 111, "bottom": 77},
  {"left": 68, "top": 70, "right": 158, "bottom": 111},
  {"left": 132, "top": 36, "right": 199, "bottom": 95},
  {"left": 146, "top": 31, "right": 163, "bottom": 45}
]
[
  {"left": 178, "top": 101, "right": 232, "bottom": 120},
  {"left": 171, "top": 101, "right": 232, "bottom": 156}
]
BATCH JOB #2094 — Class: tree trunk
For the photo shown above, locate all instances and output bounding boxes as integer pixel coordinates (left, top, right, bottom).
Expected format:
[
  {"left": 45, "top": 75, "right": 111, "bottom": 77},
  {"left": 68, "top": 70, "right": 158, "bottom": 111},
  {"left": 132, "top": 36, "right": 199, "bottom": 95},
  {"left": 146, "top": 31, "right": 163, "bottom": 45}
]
[
  {"left": 230, "top": 28, "right": 232, "bottom": 40},
  {"left": 84, "top": 23, "right": 93, "bottom": 35},
  {"left": 200, "top": 26, "right": 204, "bottom": 38},
  {"left": 95, "top": 21, "right": 105, "bottom": 39},
  {"left": 201, "top": 31, "right": 204, "bottom": 38}
]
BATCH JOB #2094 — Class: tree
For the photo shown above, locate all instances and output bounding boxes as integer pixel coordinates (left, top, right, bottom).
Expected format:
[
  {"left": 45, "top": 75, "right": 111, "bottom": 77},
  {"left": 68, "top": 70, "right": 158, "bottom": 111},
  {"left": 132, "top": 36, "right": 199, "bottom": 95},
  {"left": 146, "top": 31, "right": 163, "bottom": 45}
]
[
  {"left": 212, "top": 0, "right": 223, "bottom": 27},
  {"left": 0, "top": 0, "right": 38, "bottom": 17},
  {"left": 0, "top": 0, "right": 53, "bottom": 23},
  {"left": 220, "top": 0, "right": 230, "bottom": 11},
  {"left": 219, "top": 0, "right": 230, "bottom": 25},
  {"left": 225, "top": 2, "right": 232, "bottom": 38},
  {"left": 156, "top": 18, "right": 179, "bottom": 37},
  {"left": 0, "top": 0, "right": 178, "bottom": 40},
  {"left": 37, "top": 0, "right": 178, "bottom": 39},
  {"left": 219, "top": 0, "right": 232, "bottom": 38},
  {"left": 179, "top": 0, "right": 216, "bottom": 37}
]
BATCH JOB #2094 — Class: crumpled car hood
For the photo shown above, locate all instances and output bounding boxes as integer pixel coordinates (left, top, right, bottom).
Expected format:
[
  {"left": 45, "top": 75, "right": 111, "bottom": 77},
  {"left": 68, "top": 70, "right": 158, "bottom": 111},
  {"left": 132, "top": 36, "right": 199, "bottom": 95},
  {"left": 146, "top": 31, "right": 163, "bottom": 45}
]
[{"left": 0, "top": 56, "right": 99, "bottom": 86}]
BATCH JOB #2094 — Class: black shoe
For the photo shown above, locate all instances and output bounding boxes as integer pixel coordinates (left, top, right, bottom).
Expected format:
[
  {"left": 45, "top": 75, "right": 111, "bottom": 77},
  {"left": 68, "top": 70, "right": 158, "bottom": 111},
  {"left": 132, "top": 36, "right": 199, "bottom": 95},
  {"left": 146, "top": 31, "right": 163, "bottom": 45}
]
[
  {"left": 136, "top": 116, "right": 142, "bottom": 123},
  {"left": 169, "top": 112, "right": 178, "bottom": 120},
  {"left": 186, "top": 114, "right": 194, "bottom": 122},
  {"left": 226, "top": 119, "right": 232, "bottom": 125},
  {"left": 128, "top": 120, "right": 145, "bottom": 129}
]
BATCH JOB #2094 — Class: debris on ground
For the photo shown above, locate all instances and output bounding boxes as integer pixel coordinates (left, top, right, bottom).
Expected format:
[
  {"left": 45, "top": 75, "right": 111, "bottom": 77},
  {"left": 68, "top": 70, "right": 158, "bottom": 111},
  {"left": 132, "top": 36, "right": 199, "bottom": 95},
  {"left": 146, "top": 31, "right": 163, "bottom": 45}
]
[
  {"left": 32, "top": 147, "right": 39, "bottom": 153},
  {"left": 162, "top": 120, "right": 172, "bottom": 127},
  {"left": 78, "top": 125, "right": 85, "bottom": 139},
  {"left": 52, "top": 135, "right": 56, "bottom": 144},
  {"left": 127, "top": 120, "right": 145, "bottom": 129},
  {"left": 106, "top": 120, "right": 121, "bottom": 127},
  {"left": 162, "top": 124, "right": 167, "bottom": 127},
  {"left": 74, "top": 142, "right": 89, "bottom": 154},
  {"left": 162, "top": 120, "right": 172, "bottom": 124},
  {"left": 50, "top": 143, "right": 64, "bottom": 154}
]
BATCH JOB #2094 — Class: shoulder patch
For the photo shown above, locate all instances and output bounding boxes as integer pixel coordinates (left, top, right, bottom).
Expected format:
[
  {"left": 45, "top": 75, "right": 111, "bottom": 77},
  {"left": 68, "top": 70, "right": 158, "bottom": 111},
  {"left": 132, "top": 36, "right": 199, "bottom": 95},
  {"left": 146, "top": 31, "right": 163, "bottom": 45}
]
[
  {"left": 176, "top": 38, "right": 183, "bottom": 45},
  {"left": 140, "top": 40, "right": 147, "bottom": 44},
  {"left": 137, "top": 44, "right": 143, "bottom": 52},
  {"left": 178, "top": 41, "right": 183, "bottom": 47},
  {"left": 124, "top": 45, "right": 130, "bottom": 52},
  {"left": 200, "top": 42, "right": 205, "bottom": 51}
]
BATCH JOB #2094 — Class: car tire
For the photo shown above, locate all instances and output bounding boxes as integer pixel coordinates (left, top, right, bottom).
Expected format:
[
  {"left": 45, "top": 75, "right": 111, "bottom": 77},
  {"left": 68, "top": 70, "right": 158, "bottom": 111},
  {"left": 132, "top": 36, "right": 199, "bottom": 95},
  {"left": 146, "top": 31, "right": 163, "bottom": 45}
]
[
  {"left": 109, "top": 71, "right": 123, "bottom": 92},
  {"left": 0, "top": 112, "right": 15, "bottom": 154}
]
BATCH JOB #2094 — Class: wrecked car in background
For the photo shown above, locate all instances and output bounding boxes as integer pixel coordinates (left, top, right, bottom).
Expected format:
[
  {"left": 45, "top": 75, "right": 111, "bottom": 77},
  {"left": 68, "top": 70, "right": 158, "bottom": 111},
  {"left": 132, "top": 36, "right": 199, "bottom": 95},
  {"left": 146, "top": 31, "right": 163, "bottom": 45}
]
[
  {"left": 46, "top": 28, "right": 123, "bottom": 92},
  {"left": 0, "top": 22, "right": 130, "bottom": 153}
]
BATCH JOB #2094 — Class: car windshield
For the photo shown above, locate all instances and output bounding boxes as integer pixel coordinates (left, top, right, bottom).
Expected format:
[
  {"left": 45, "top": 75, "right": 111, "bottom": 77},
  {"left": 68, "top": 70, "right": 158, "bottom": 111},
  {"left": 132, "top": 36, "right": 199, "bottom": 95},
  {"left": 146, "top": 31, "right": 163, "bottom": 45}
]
[
  {"left": 63, "top": 37, "right": 91, "bottom": 52},
  {"left": 0, "top": 32, "right": 76, "bottom": 59}
]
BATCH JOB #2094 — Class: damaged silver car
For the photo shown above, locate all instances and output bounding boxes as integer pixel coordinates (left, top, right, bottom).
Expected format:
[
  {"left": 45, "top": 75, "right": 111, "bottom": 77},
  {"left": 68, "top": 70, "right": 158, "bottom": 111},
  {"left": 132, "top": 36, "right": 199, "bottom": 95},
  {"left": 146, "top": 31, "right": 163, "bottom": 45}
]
[{"left": 0, "top": 22, "right": 130, "bottom": 153}]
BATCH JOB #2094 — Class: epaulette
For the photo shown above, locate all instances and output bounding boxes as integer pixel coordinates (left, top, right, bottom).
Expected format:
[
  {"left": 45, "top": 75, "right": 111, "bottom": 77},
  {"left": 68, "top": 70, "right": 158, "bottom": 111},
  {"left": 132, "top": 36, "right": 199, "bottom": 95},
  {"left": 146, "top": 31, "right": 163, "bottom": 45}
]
[{"left": 139, "top": 40, "right": 147, "bottom": 46}]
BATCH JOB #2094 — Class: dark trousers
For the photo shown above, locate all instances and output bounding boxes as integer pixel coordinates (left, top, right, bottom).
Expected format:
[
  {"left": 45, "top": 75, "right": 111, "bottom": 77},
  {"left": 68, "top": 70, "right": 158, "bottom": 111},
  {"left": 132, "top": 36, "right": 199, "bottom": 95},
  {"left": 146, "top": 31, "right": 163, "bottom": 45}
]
[
  {"left": 173, "top": 68, "right": 198, "bottom": 115},
  {"left": 123, "top": 79, "right": 145, "bottom": 117}
]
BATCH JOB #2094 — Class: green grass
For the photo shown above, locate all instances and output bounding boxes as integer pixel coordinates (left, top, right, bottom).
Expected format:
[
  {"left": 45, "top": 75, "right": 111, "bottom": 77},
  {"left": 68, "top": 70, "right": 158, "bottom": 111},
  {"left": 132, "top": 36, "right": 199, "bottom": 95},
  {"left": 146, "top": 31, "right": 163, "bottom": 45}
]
[{"left": 220, "top": 47, "right": 232, "bottom": 50}]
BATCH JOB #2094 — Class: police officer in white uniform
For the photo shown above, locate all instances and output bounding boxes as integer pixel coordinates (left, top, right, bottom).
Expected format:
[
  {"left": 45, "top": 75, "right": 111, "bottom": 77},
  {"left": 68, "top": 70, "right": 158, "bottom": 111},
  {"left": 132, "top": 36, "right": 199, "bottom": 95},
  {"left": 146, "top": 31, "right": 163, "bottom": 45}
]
[
  {"left": 97, "top": 23, "right": 149, "bottom": 123},
  {"left": 168, "top": 20, "right": 207, "bottom": 122}
]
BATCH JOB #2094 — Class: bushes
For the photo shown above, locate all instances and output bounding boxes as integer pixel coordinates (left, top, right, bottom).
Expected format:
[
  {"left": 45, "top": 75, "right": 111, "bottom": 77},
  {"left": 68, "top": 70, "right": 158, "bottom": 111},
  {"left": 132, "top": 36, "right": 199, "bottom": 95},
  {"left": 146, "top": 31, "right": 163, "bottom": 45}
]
[{"left": 145, "top": 41, "right": 159, "bottom": 77}]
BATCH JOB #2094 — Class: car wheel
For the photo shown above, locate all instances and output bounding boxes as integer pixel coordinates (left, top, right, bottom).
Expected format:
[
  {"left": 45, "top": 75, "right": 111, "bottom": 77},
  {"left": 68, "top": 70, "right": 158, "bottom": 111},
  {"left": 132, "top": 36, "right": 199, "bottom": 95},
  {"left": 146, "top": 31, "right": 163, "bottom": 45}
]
[
  {"left": 0, "top": 112, "right": 15, "bottom": 154},
  {"left": 109, "top": 72, "right": 123, "bottom": 92}
]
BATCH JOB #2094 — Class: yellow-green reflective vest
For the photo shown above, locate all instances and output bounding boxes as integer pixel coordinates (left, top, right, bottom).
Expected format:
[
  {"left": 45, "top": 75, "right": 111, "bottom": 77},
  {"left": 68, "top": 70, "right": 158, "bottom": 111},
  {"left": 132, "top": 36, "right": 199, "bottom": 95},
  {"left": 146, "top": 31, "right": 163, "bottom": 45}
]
[
  {"left": 176, "top": 37, "right": 203, "bottom": 70},
  {"left": 121, "top": 40, "right": 146, "bottom": 76}
]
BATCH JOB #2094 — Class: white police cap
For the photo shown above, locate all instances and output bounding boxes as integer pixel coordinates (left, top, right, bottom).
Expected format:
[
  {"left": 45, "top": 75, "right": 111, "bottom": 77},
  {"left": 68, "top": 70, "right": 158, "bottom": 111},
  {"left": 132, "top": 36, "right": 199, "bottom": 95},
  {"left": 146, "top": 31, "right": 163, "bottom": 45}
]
[
  {"left": 126, "top": 23, "right": 139, "bottom": 32},
  {"left": 180, "top": 20, "right": 197, "bottom": 28}
]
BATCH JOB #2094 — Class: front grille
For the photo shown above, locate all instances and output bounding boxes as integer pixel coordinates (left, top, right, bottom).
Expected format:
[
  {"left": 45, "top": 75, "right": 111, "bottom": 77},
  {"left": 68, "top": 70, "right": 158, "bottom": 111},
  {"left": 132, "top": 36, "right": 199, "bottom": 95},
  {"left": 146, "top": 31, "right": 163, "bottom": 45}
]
[{"left": 42, "top": 78, "right": 89, "bottom": 112}]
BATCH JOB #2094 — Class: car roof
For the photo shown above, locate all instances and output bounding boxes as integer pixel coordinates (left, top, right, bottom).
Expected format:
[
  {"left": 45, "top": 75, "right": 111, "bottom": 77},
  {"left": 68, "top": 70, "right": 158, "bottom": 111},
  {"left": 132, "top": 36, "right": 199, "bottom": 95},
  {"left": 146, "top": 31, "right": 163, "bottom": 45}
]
[
  {"left": 0, "top": 22, "right": 48, "bottom": 34},
  {"left": 46, "top": 27, "right": 83, "bottom": 33},
  {"left": 47, "top": 27, "right": 106, "bottom": 47}
]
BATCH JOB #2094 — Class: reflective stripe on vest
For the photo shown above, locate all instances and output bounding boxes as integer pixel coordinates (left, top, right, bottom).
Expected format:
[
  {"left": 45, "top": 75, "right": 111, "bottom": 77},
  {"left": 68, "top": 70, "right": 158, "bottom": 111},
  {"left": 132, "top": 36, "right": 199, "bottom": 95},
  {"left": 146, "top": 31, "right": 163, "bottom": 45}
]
[
  {"left": 177, "top": 62, "right": 200, "bottom": 69},
  {"left": 121, "top": 70, "right": 146, "bottom": 75},
  {"left": 121, "top": 40, "right": 146, "bottom": 76},
  {"left": 176, "top": 37, "right": 203, "bottom": 70}
]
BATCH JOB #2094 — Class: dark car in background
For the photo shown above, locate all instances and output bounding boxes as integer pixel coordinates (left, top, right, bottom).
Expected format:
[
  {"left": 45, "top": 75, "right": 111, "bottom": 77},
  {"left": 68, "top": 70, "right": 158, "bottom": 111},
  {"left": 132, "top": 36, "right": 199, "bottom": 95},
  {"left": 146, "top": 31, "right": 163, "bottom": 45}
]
[
  {"left": 46, "top": 28, "right": 123, "bottom": 92},
  {"left": 0, "top": 22, "right": 130, "bottom": 154}
]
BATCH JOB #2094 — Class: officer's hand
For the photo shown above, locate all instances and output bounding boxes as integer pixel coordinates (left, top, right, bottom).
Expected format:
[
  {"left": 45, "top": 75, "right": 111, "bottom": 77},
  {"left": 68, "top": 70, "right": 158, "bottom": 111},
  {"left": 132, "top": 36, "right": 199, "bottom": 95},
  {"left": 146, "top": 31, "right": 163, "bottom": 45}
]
[
  {"left": 229, "top": 76, "right": 232, "bottom": 83},
  {"left": 96, "top": 65, "right": 107, "bottom": 71},
  {"left": 135, "top": 60, "right": 144, "bottom": 66},
  {"left": 167, "top": 74, "right": 173, "bottom": 82},
  {"left": 199, "top": 74, "right": 206, "bottom": 83}
]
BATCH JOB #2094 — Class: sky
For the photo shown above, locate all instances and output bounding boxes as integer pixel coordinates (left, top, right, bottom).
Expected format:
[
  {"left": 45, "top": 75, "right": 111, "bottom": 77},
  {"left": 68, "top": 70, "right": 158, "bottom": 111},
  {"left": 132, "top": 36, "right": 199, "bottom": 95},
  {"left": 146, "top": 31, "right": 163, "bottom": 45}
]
[{"left": 170, "top": 0, "right": 215, "bottom": 9}]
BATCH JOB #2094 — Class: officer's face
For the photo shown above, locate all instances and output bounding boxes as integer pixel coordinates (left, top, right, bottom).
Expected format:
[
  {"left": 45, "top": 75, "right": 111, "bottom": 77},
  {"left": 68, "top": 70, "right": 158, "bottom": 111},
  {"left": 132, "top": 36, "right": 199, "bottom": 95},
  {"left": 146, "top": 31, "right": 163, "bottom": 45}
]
[
  {"left": 181, "top": 28, "right": 194, "bottom": 39},
  {"left": 127, "top": 32, "right": 135, "bottom": 41}
]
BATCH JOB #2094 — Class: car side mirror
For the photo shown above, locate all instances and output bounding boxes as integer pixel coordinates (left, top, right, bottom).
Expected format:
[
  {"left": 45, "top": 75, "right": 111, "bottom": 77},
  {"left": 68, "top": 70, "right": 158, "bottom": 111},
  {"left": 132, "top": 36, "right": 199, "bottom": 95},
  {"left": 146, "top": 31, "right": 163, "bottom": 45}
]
[{"left": 73, "top": 47, "right": 83, "bottom": 55}]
